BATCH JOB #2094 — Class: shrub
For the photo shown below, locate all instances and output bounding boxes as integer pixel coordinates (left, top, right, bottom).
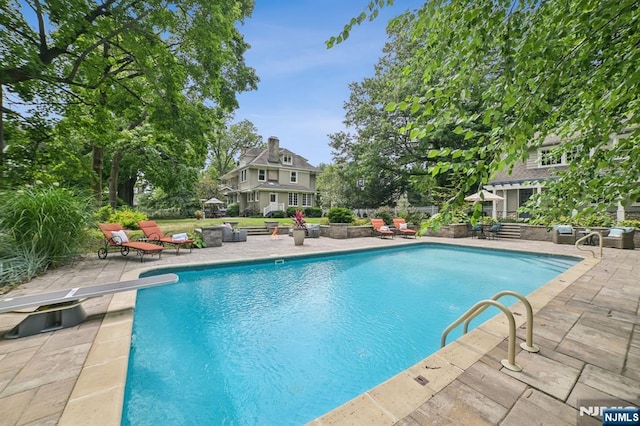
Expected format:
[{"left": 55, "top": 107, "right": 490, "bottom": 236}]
[
  {"left": 94, "top": 205, "right": 114, "bottom": 223},
  {"left": 304, "top": 206, "right": 323, "bottom": 218},
  {"left": 618, "top": 219, "right": 640, "bottom": 229},
  {"left": 371, "top": 207, "right": 393, "bottom": 225},
  {"left": 327, "top": 207, "right": 355, "bottom": 224},
  {"left": 109, "top": 207, "right": 147, "bottom": 229},
  {"left": 286, "top": 206, "right": 298, "bottom": 217},
  {"left": 0, "top": 185, "right": 94, "bottom": 272},
  {"left": 227, "top": 203, "right": 240, "bottom": 217},
  {"left": 270, "top": 210, "right": 286, "bottom": 218}
]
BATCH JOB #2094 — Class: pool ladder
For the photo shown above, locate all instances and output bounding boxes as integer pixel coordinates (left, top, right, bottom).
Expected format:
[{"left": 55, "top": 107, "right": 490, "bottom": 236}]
[
  {"left": 441, "top": 291, "right": 539, "bottom": 372},
  {"left": 575, "top": 231, "right": 603, "bottom": 258}
]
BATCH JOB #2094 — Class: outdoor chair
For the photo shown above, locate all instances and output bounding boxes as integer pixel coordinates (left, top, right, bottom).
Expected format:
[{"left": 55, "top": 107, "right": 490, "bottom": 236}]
[
  {"left": 371, "top": 218, "right": 394, "bottom": 239},
  {"left": 552, "top": 225, "right": 576, "bottom": 245},
  {"left": 488, "top": 223, "right": 502, "bottom": 239},
  {"left": 98, "top": 223, "right": 164, "bottom": 262},
  {"left": 470, "top": 224, "right": 483, "bottom": 238},
  {"left": 602, "top": 227, "right": 635, "bottom": 249},
  {"left": 221, "top": 223, "right": 247, "bottom": 242},
  {"left": 138, "top": 220, "right": 194, "bottom": 254},
  {"left": 393, "top": 218, "right": 417, "bottom": 238}
]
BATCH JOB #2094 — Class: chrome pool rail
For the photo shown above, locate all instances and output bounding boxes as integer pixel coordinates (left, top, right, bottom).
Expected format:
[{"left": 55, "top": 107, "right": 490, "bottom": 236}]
[
  {"left": 441, "top": 290, "right": 539, "bottom": 372},
  {"left": 575, "top": 231, "right": 603, "bottom": 258}
]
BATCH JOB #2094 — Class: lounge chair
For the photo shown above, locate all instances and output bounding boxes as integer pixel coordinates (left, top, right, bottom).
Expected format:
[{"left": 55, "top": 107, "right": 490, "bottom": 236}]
[
  {"left": 552, "top": 224, "right": 576, "bottom": 244},
  {"left": 98, "top": 223, "right": 164, "bottom": 261},
  {"left": 138, "top": 220, "right": 194, "bottom": 254},
  {"left": 602, "top": 227, "right": 635, "bottom": 249},
  {"left": 393, "top": 218, "right": 417, "bottom": 238},
  {"left": 371, "top": 218, "right": 394, "bottom": 239}
]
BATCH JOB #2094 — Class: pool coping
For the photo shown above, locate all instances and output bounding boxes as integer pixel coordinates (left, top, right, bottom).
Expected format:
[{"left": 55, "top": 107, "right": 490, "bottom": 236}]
[{"left": 56, "top": 239, "right": 599, "bottom": 425}]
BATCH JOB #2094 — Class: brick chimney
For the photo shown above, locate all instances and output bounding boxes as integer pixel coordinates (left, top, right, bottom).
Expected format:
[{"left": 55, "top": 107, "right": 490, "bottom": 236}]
[{"left": 267, "top": 136, "right": 280, "bottom": 163}]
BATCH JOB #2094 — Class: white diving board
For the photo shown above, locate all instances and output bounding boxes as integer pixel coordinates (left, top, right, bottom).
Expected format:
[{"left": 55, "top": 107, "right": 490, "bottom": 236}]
[{"left": 0, "top": 273, "right": 179, "bottom": 339}]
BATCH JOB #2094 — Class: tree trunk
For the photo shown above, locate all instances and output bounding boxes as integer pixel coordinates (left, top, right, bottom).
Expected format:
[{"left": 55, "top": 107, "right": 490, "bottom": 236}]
[
  {"left": 118, "top": 175, "right": 136, "bottom": 206},
  {"left": 0, "top": 84, "right": 4, "bottom": 166},
  {"left": 109, "top": 150, "right": 122, "bottom": 209},
  {"left": 92, "top": 145, "right": 103, "bottom": 204}
]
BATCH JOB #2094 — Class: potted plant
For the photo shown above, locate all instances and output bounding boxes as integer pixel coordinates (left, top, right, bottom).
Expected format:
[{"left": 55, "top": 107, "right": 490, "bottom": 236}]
[{"left": 291, "top": 209, "right": 307, "bottom": 246}]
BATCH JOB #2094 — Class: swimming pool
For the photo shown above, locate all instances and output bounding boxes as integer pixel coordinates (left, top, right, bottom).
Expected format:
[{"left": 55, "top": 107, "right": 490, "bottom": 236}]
[{"left": 122, "top": 244, "right": 578, "bottom": 425}]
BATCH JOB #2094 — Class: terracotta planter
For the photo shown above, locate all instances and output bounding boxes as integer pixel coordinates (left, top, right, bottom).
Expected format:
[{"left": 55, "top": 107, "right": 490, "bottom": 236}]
[{"left": 293, "top": 229, "right": 305, "bottom": 246}]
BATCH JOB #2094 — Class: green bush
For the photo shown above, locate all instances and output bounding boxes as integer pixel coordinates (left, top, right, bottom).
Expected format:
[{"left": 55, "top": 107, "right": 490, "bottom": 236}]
[
  {"left": 327, "top": 207, "right": 355, "bottom": 224},
  {"left": 372, "top": 207, "right": 393, "bottom": 225},
  {"left": 94, "top": 205, "right": 114, "bottom": 223},
  {"left": 286, "top": 206, "right": 298, "bottom": 217},
  {"left": 0, "top": 185, "right": 94, "bottom": 274},
  {"left": 109, "top": 207, "right": 148, "bottom": 229},
  {"left": 304, "top": 206, "right": 323, "bottom": 218},
  {"left": 270, "top": 210, "right": 286, "bottom": 218},
  {"left": 617, "top": 219, "right": 640, "bottom": 229},
  {"left": 227, "top": 203, "right": 240, "bottom": 217}
]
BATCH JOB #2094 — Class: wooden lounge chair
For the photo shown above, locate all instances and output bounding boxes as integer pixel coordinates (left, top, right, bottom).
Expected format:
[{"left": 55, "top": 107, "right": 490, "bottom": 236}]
[
  {"left": 138, "top": 220, "right": 194, "bottom": 254},
  {"left": 371, "top": 218, "right": 394, "bottom": 239},
  {"left": 98, "top": 223, "right": 164, "bottom": 262},
  {"left": 393, "top": 218, "right": 417, "bottom": 238},
  {"left": 0, "top": 273, "right": 178, "bottom": 338}
]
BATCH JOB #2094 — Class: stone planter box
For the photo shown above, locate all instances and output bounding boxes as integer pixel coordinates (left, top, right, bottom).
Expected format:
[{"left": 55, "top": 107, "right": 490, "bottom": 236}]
[
  {"left": 424, "top": 223, "right": 468, "bottom": 238},
  {"left": 196, "top": 226, "right": 223, "bottom": 247}
]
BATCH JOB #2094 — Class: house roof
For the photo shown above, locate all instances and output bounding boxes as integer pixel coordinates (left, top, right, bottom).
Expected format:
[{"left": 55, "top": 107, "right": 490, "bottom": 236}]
[
  {"left": 489, "top": 163, "right": 566, "bottom": 185},
  {"left": 222, "top": 146, "right": 319, "bottom": 179}
]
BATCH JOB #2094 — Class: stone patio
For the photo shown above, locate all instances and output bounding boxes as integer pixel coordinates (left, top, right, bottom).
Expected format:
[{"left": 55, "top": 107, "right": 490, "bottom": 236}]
[{"left": 0, "top": 235, "right": 638, "bottom": 425}]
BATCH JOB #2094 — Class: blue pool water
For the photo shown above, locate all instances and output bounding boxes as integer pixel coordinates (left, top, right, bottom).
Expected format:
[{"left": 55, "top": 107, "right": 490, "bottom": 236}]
[{"left": 122, "top": 244, "right": 578, "bottom": 425}]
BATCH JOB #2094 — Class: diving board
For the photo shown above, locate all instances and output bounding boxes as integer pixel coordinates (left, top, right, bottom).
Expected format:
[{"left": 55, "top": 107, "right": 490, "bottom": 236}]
[{"left": 0, "top": 273, "right": 179, "bottom": 339}]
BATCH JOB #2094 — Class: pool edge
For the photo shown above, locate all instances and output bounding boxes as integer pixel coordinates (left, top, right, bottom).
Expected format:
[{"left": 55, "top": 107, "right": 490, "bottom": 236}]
[{"left": 59, "top": 240, "right": 598, "bottom": 425}]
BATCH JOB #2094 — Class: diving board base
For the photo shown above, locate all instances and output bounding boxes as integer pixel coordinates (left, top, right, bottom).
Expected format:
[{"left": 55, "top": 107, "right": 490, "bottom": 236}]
[{"left": 5, "top": 302, "right": 87, "bottom": 339}]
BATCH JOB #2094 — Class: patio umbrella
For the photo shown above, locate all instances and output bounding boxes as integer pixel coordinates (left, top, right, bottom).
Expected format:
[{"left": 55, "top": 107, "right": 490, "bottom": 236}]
[
  {"left": 464, "top": 190, "right": 504, "bottom": 203},
  {"left": 204, "top": 197, "right": 225, "bottom": 205}
]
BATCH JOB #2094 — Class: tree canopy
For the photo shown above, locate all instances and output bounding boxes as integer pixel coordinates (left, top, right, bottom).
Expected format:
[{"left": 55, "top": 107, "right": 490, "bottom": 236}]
[
  {"left": 331, "top": 0, "right": 639, "bottom": 221},
  {"left": 1, "top": 0, "right": 259, "bottom": 207}
]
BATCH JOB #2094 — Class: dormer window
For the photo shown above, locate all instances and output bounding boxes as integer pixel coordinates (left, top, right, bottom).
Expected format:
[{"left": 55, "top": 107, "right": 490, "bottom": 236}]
[
  {"left": 282, "top": 154, "right": 293, "bottom": 165},
  {"left": 539, "top": 146, "right": 578, "bottom": 167}
]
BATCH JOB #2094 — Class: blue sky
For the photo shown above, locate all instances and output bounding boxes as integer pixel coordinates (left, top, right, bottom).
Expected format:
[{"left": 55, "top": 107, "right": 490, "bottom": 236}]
[{"left": 233, "top": 0, "right": 424, "bottom": 166}]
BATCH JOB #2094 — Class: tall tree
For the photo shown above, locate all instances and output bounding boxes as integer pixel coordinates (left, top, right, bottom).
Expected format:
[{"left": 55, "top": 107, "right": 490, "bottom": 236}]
[
  {"left": 335, "top": 0, "right": 640, "bottom": 220},
  {"left": 327, "top": 9, "right": 488, "bottom": 208},
  {"left": 0, "top": 0, "right": 259, "bottom": 202},
  {"left": 206, "top": 115, "right": 264, "bottom": 181}
]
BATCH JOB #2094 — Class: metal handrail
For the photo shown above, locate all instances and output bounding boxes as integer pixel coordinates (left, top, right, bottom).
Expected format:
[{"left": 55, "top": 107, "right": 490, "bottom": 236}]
[
  {"left": 441, "top": 299, "right": 522, "bottom": 372},
  {"left": 575, "top": 231, "right": 603, "bottom": 258},
  {"left": 462, "top": 290, "right": 539, "bottom": 353}
]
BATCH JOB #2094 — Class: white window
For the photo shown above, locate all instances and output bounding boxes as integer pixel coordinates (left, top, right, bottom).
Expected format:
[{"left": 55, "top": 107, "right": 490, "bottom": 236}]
[
  {"left": 240, "top": 169, "right": 247, "bottom": 182},
  {"left": 302, "top": 193, "right": 312, "bottom": 207},
  {"left": 254, "top": 191, "right": 260, "bottom": 201},
  {"left": 539, "top": 148, "right": 561, "bottom": 166},
  {"left": 539, "top": 146, "right": 579, "bottom": 167},
  {"left": 283, "top": 154, "right": 293, "bottom": 165},
  {"left": 270, "top": 193, "right": 277, "bottom": 203},
  {"left": 290, "top": 171, "right": 297, "bottom": 183},
  {"left": 288, "top": 192, "right": 298, "bottom": 206},
  {"left": 258, "top": 169, "right": 266, "bottom": 181}
]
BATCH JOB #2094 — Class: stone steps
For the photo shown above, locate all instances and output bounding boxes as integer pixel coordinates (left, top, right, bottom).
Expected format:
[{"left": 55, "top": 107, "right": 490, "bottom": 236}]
[{"left": 496, "top": 223, "right": 521, "bottom": 239}]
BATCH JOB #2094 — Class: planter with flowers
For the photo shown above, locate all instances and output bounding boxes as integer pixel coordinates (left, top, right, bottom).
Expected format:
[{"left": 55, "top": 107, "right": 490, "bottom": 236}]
[{"left": 291, "top": 210, "right": 307, "bottom": 246}]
